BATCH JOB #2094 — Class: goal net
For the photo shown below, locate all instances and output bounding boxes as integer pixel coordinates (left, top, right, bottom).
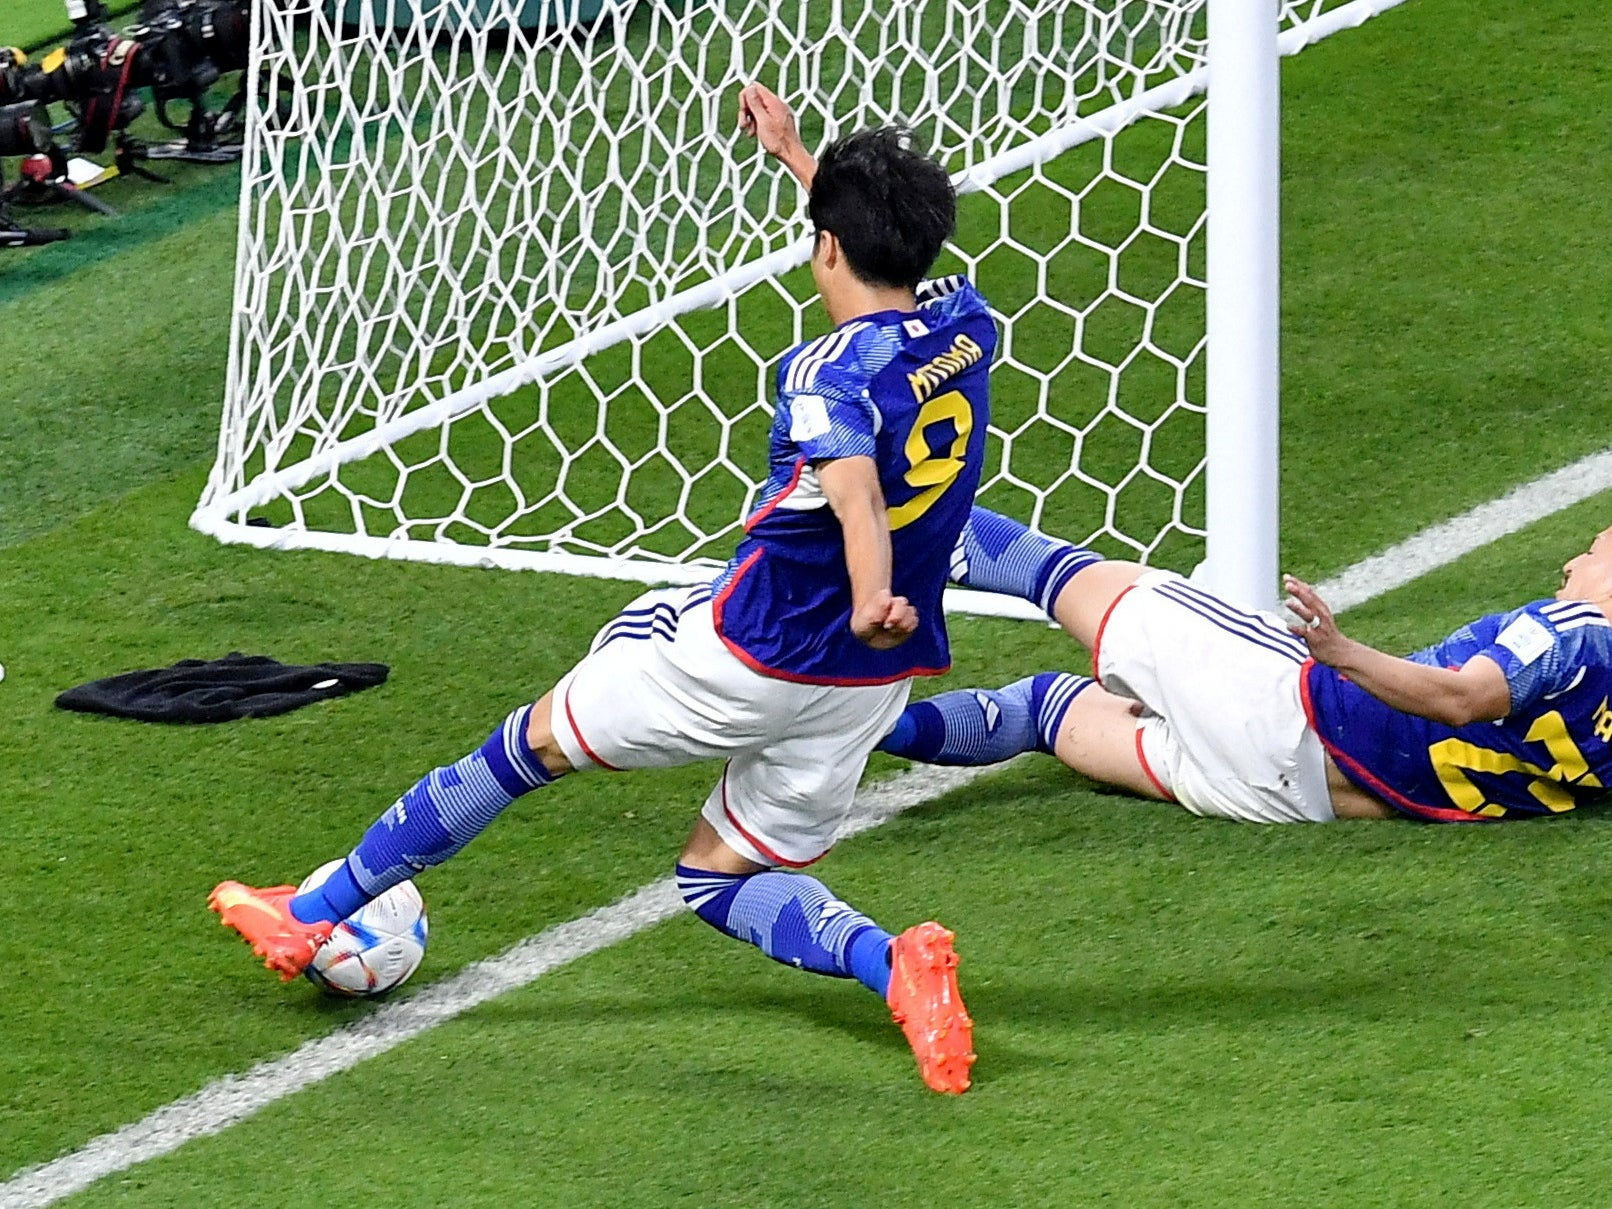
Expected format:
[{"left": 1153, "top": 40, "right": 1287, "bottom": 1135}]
[{"left": 196, "top": 0, "right": 1404, "bottom": 617}]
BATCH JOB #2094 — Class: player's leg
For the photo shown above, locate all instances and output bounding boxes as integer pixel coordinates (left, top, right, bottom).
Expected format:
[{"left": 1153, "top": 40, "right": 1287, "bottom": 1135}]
[
  {"left": 677, "top": 817, "right": 974, "bottom": 1095},
  {"left": 1048, "top": 560, "right": 1150, "bottom": 651},
  {"left": 676, "top": 817, "right": 897, "bottom": 999},
  {"left": 951, "top": 504, "right": 1145, "bottom": 647},
  {"left": 210, "top": 695, "right": 567, "bottom": 980},
  {"left": 877, "top": 671, "right": 1091, "bottom": 765},
  {"left": 876, "top": 670, "right": 1172, "bottom": 801},
  {"left": 211, "top": 584, "right": 723, "bottom": 981},
  {"left": 1050, "top": 684, "right": 1174, "bottom": 800},
  {"left": 305, "top": 694, "right": 569, "bottom": 922},
  {"left": 676, "top": 697, "right": 975, "bottom": 1094}
]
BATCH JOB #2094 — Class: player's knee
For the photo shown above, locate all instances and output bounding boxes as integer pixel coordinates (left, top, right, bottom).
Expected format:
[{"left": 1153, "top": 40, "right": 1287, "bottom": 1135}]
[
  {"left": 1030, "top": 671, "right": 1092, "bottom": 754},
  {"left": 675, "top": 863, "right": 749, "bottom": 931},
  {"left": 1053, "top": 686, "right": 1166, "bottom": 800},
  {"left": 522, "top": 695, "right": 575, "bottom": 778}
]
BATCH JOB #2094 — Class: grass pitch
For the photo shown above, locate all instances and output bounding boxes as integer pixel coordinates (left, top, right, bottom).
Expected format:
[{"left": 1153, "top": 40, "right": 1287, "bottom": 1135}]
[
  {"left": 4, "top": 0, "right": 1612, "bottom": 1204},
  {"left": 4, "top": 0, "right": 143, "bottom": 51}
]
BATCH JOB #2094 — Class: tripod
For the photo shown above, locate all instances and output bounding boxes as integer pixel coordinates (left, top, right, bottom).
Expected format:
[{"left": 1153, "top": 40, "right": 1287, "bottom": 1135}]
[
  {"left": 0, "top": 202, "right": 69, "bottom": 247},
  {"left": 1, "top": 148, "right": 120, "bottom": 216}
]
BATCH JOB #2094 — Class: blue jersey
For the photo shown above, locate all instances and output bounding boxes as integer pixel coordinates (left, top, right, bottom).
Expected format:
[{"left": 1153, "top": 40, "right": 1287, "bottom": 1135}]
[
  {"left": 711, "top": 276, "right": 996, "bottom": 685},
  {"left": 1304, "top": 599, "right": 1612, "bottom": 821}
]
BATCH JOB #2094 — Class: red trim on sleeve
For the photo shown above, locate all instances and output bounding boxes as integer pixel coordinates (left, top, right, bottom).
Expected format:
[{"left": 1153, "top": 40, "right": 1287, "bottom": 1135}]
[
  {"left": 744, "top": 457, "right": 807, "bottom": 532},
  {"left": 1090, "top": 583, "right": 1137, "bottom": 683},
  {"left": 561, "top": 682, "right": 621, "bottom": 772},
  {"left": 1133, "top": 725, "right": 1176, "bottom": 802},
  {"left": 718, "top": 628, "right": 948, "bottom": 685},
  {"left": 712, "top": 548, "right": 763, "bottom": 622},
  {"left": 1297, "top": 657, "right": 1320, "bottom": 727},
  {"left": 719, "top": 765, "right": 827, "bottom": 868}
]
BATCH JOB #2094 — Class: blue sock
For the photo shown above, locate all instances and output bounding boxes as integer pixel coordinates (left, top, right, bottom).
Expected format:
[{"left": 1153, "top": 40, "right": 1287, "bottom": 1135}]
[
  {"left": 676, "top": 865, "right": 894, "bottom": 998},
  {"left": 950, "top": 505, "right": 1103, "bottom": 614},
  {"left": 291, "top": 705, "right": 553, "bottom": 924},
  {"left": 878, "top": 672, "right": 1090, "bottom": 765}
]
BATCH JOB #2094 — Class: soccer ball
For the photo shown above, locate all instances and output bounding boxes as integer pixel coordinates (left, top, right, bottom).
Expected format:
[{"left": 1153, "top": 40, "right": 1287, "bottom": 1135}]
[{"left": 295, "top": 860, "right": 428, "bottom": 998}]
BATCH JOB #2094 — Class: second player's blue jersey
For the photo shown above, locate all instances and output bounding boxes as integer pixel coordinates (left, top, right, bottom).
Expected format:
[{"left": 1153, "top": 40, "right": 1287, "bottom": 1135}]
[
  {"left": 711, "top": 276, "right": 996, "bottom": 685},
  {"left": 1305, "top": 599, "right": 1612, "bottom": 820}
]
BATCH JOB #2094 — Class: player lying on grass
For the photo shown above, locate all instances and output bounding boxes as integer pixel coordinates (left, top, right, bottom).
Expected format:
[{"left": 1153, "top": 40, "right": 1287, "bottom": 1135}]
[
  {"left": 877, "top": 507, "right": 1612, "bottom": 823},
  {"left": 210, "top": 84, "right": 988, "bottom": 1094}
]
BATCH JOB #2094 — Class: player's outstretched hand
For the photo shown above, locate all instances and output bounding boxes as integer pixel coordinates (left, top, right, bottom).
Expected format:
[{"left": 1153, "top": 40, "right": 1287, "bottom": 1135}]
[
  {"left": 853, "top": 590, "right": 919, "bottom": 650},
  {"left": 1283, "top": 574, "right": 1349, "bottom": 663},
  {"left": 738, "top": 83, "right": 804, "bottom": 163}
]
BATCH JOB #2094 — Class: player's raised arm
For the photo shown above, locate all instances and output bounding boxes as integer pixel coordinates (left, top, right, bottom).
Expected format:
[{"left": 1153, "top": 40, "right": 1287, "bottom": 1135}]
[
  {"left": 818, "top": 454, "right": 918, "bottom": 650},
  {"left": 738, "top": 83, "right": 817, "bottom": 190},
  {"left": 1284, "top": 575, "right": 1511, "bottom": 725}
]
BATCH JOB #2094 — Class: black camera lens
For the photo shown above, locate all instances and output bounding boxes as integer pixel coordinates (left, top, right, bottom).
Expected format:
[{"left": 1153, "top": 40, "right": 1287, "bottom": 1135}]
[
  {"left": 0, "top": 100, "right": 53, "bottom": 157},
  {"left": 0, "top": 49, "right": 34, "bottom": 106}
]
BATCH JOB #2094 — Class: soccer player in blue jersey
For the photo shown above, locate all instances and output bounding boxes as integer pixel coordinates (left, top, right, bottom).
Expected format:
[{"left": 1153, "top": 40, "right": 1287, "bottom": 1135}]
[
  {"left": 209, "top": 84, "right": 993, "bottom": 1094},
  {"left": 878, "top": 508, "right": 1612, "bottom": 824}
]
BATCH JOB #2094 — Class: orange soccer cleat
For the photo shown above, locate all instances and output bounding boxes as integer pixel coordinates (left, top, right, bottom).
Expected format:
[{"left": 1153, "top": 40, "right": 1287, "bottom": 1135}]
[
  {"left": 208, "top": 881, "right": 334, "bottom": 982},
  {"left": 887, "top": 921, "right": 976, "bottom": 1095}
]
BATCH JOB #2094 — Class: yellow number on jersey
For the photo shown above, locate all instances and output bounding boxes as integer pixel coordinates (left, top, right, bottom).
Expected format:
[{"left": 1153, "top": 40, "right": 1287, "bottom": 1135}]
[
  {"left": 887, "top": 390, "right": 973, "bottom": 531},
  {"left": 1427, "top": 710, "right": 1602, "bottom": 817}
]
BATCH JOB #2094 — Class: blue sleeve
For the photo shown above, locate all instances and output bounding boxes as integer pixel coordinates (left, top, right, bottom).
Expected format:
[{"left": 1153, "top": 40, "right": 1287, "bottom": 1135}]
[
  {"left": 1475, "top": 604, "right": 1595, "bottom": 712},
  {"left": 778, "top": 361, "right": 877, "bottom": 462}
]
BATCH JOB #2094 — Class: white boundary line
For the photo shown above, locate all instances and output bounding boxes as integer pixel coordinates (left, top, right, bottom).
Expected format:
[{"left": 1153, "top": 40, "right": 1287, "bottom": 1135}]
[
  {"left": 5, "top": 445, "right": 1610, "bottom": 1207},
  {"left": 1315, "top": 448, "right": 1612, "bottom": 613}
]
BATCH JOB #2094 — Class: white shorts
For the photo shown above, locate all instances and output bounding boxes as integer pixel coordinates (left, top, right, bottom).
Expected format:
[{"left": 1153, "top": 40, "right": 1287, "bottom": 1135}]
[
  {"left": 549, "top": 586, "right": 912, "bottom": 866},
  {"left": 1094, "top": 570, "right": 1334, "bottom": 824}
]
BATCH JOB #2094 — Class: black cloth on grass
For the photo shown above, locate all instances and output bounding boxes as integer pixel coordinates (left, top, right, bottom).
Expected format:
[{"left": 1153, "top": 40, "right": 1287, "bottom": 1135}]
[{"left": 55, "top": 653, "right": 389, "bottom": 723}]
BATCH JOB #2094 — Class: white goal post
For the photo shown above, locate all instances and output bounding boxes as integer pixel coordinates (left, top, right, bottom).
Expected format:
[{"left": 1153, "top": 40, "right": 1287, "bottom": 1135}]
[{"left": 195, "top": 0, "right": 1410, "bottom": 618}]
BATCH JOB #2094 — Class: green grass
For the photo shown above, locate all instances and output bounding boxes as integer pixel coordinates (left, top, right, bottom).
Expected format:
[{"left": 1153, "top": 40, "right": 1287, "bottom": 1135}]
[
  {"left": 7, "top": 491, "right": 1612, "bottom": 1207},
  {"left": 0, "top": 467, "right": 1077, "bottom": 1174},
  {"left": 4, "top": 0, "right": 144, "bottom": 52},
  {"left": 3, "top": 0, "right": 1612, "bottom": 1203},
  {"left": 58, "top": 723, "right": 1612, "bottom": 1206},
  {"left": 0, "top": 205, "right": 238, "bottom": 548}
]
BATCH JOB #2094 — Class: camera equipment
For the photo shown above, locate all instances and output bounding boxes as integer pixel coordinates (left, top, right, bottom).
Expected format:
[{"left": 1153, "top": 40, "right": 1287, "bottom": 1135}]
[
  {"left": 0, "top": 0, "right": 251, "bottom": 159},
  {"left": 0, "top": 99, "right": 71, "bottom": 247},
  {"left": 5, "top": 145, "right": 122, "bottom": 214},
  {"left": 0, "top": 98, "right": 51, "bottom": 158},
  {"left": 0, "top": 213, "right": 70, "bottom": 248},
  {"left": 0, "top": 95, "right": 116, "bottom": 216}
]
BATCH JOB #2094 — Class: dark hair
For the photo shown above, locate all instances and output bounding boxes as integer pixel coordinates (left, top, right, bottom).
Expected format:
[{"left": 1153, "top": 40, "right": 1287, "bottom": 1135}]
[{"left": 807, "top": 127, "right": 955, "bottom": 290}]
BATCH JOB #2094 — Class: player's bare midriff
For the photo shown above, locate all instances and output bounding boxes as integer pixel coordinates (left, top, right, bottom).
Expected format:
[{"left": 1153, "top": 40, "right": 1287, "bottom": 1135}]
[{"left": 1322, "top": 753, "right": 1394, "bottom": 819}]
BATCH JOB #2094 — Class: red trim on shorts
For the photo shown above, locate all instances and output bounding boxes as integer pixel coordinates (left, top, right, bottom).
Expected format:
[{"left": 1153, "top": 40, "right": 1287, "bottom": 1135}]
[
  {"left": 1090, "top": 583, "right": 1137, "bottom": 683},
  {"left": 561, "top": 682, "right": 621, "bottom": 772},
  {"left": 719, "top": 764, "right": 826, "bottom": 868},
  {"left": 712, "top": 547, "right": 948, "bottom": 687},
  {"left": 1298, "top": 658, "right": 1485, "bottom": 824},
  {"left": 1133, "top": 724, "right": 1176, "bottom": 802}
]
